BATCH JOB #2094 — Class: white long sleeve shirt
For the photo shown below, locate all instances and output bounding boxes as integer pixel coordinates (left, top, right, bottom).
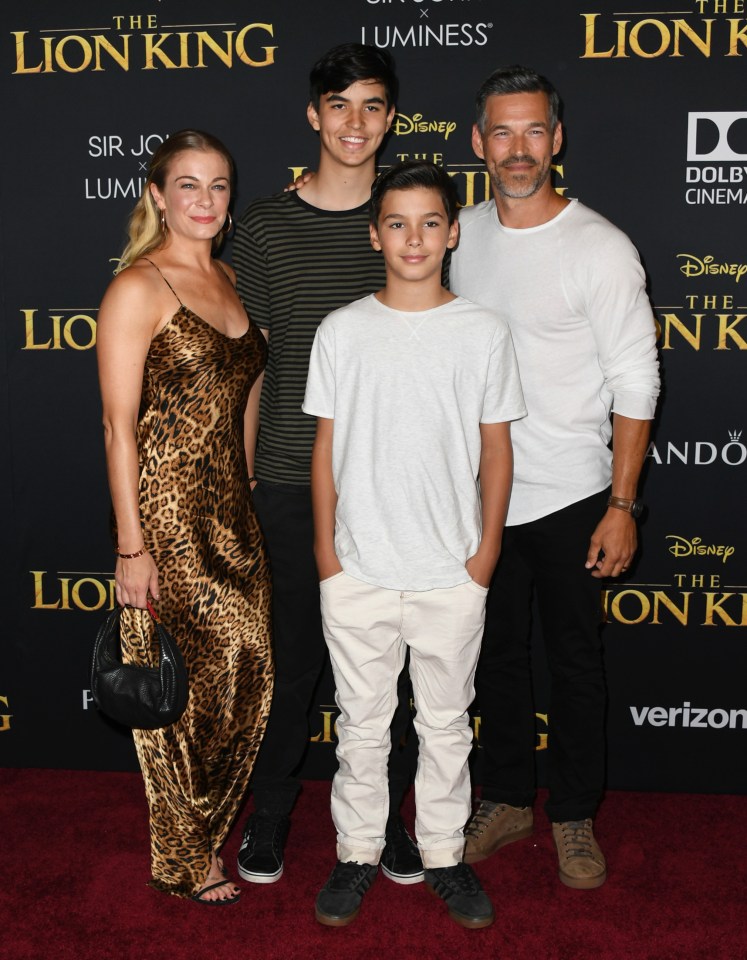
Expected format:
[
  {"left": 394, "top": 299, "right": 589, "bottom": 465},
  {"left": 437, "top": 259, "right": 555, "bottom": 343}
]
[{"left": 451, "top": 198, "right": 660, "bottom": 525}]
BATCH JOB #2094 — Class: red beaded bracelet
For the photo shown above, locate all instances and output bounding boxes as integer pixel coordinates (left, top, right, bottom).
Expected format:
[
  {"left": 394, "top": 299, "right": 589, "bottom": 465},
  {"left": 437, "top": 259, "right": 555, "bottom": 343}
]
[{"left": 117, "top": 547, "right": 147, "bottom": 559}]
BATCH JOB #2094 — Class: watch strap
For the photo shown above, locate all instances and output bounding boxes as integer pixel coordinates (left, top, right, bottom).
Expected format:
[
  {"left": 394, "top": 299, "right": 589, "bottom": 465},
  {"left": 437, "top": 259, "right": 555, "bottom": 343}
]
[{"left": 608, "top": 495, "right": 643, "bottom": 517}]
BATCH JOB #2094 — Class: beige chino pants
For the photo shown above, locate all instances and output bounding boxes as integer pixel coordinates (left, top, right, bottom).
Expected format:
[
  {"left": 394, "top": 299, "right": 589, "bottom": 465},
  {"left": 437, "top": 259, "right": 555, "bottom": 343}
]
[{"left": 320, "top": 571, "right": 487, "bottom": 869}]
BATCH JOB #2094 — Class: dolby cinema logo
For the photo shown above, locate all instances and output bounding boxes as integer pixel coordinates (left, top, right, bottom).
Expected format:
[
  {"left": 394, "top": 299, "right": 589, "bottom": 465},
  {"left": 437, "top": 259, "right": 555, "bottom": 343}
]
[
  {"left": 687, "top": 112, "right": 747, "bottom": 162},
  {"left": 685, "top": 111, "right": 747, "bottom": 206}
]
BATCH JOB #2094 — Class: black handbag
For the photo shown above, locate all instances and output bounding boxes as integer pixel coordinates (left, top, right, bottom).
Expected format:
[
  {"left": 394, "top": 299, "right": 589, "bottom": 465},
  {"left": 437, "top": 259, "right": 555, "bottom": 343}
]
[{"left": 90, "top": 601, "right": 189, "bottom": 729}]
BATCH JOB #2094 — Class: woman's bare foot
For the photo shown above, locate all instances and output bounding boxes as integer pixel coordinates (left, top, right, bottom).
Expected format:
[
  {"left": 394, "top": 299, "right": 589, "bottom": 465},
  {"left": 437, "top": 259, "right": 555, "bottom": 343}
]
[{"left": 192, "top": 852, "right": 241, "bottom": 905}]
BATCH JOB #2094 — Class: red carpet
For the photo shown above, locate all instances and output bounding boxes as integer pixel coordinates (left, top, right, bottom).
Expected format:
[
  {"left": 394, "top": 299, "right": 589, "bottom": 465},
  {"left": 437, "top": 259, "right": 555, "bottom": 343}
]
[{"left": 1, "top": 769, "right": 745, "bottom": 960}]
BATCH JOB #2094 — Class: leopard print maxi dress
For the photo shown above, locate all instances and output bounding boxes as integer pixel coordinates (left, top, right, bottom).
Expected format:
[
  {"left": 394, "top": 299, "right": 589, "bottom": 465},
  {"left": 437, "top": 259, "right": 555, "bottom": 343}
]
[{"left": 119, "top": 264, "right": 273, "bottom": 897}]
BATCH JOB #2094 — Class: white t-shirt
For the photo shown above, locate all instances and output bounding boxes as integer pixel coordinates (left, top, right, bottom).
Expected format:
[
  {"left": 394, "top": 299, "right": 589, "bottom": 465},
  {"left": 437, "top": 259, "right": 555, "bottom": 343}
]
[
  {"left": 450, "top": 199, "right": 660, "bottom": 526},
  {"left": 302, "top": 294, "right": 526, "bottom": 591}
]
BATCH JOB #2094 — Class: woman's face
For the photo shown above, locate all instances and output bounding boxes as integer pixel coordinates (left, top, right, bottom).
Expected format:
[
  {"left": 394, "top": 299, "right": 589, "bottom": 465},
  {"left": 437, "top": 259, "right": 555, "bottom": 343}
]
[{"left": 150, "top": 149, "right": 231, "bottom": 242}]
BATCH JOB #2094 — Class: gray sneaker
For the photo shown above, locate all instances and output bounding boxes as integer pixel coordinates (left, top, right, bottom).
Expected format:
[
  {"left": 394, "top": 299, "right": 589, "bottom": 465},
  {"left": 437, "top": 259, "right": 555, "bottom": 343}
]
[
  {"left": 315, "top": 860, "right": 378, "bottom": 926},
  {"left": 463, "top": 800, "right": 533, "bottom": 863},
  {"left": 424, "top": 862, "right": 494, "bottom": 929}
]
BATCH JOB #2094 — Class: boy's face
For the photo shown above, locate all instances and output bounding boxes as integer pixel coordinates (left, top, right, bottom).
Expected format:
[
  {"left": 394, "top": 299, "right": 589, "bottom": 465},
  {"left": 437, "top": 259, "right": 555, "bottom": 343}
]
[
  {"left": 370, "top": 187, "right": 458, "bottom": 284},
  {"left": 307, "top": 80, "right": 394, "bottom": 168}
]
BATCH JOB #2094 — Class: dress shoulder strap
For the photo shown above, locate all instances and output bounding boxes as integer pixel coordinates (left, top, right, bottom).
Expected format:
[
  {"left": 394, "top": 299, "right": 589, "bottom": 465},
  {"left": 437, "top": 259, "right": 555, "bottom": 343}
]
[{"left": 141, "top": 257, "right": 182, "bottom": 307}]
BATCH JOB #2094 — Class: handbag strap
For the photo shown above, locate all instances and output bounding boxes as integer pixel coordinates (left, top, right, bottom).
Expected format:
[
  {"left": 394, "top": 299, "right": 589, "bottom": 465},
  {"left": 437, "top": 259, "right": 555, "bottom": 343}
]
[{"left": 146, "top": 600, "right": 161, "bottom": 623}]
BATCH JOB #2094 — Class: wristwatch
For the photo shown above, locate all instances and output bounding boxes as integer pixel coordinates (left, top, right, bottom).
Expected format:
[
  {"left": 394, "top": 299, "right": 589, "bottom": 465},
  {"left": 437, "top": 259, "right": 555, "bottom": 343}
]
[{"left": 607, "top": 495, "right": 644, "bottom": 518}]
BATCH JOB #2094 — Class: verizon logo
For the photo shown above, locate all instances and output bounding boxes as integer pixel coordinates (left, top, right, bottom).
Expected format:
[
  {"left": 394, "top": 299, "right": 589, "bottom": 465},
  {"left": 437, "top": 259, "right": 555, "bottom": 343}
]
[{"left": 630, "top": 703, "right": 747, "bottom": 730}]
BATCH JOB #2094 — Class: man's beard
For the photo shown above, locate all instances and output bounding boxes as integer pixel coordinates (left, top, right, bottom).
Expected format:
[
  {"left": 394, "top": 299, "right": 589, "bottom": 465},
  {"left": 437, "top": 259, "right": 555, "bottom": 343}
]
[{"left": 490, "top": 154, "right": 550, "bottom": 200}]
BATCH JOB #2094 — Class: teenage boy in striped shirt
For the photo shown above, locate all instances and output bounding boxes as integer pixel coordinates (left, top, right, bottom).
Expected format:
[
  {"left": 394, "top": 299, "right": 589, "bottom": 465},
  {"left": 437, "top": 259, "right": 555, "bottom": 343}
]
[{"left": 233, "top": 43, "right": 422, "bottom": 889}]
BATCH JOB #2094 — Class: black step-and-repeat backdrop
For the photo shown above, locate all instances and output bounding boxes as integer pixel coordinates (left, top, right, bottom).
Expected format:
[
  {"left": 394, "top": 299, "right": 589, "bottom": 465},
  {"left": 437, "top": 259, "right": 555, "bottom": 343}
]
[{"left": 2, "top": 1, "right": 745, "bottom": 793}]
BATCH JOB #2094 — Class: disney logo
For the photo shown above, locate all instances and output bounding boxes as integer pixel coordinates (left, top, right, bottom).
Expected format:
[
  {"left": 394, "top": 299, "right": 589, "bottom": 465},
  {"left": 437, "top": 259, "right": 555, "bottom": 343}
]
[
  {"left": 666, "top": 535, "right": 735, "bottom": 563},
  {"left": 676, "top": 254, "right": 747, "bottom": 283},
  {"left": 392, "top": 112, "right": 457, "bottom": 141}
]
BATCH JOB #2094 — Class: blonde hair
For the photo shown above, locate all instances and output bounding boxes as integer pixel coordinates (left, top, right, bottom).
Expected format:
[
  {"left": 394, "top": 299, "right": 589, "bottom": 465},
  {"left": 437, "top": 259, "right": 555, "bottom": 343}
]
[{"left": 115, "top": 130, "right": 236, "bottom": 273}]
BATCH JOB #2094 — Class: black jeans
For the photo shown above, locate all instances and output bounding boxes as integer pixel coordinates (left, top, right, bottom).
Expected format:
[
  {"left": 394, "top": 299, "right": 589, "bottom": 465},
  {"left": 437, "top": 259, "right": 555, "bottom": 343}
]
[
  {"left": 251, "top": 481, "right": 414, "bottom": 819},
  {"left": 476, "top": 490, "right": 608, "bottom": 822}
]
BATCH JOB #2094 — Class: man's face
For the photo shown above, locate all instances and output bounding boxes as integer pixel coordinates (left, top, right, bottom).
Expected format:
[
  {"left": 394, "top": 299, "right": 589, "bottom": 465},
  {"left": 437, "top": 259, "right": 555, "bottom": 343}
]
[
  {"left": 307, "top": 80, "right": 395, "bottom": 168},
  {"left": 472, "top": 91, "right": 562, "bottom": 201}
]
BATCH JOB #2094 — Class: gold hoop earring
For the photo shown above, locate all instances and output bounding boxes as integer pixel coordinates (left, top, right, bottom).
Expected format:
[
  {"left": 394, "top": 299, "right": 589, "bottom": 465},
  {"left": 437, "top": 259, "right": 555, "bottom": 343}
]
[
  {"left": 160, "top": 209, "right": 167, "bottom": 233},
  {"left": 222, "top": 211, "right": 233, "bottom": 236}
]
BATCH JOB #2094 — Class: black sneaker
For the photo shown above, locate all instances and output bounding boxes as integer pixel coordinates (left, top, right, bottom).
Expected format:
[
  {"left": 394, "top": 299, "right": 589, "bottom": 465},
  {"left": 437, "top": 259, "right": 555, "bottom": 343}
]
[
  {"left": 424, "top": 862, "right": 495, "bottom": 929},
  {"left": 315, "top": 861, "right": 378, "bottom": 927},
  {"left": 236, "top": 811, "right": 290, "bottom": 884},
  {"left": 381, "top": 816, "right": 424, "bottom": 884}
]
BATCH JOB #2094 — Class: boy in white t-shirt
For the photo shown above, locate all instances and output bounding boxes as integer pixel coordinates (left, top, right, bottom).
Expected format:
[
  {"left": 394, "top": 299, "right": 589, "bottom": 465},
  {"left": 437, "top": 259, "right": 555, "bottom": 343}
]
[{"left": 303, "top": 160, "right": 526, "bottom": 929}]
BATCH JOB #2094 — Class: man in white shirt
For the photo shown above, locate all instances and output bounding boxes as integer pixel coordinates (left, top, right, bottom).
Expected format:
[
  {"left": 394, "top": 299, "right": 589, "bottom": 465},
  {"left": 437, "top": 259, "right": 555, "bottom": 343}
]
[{"left": 450, "top": 65, "right": 660, "bottom": 889}]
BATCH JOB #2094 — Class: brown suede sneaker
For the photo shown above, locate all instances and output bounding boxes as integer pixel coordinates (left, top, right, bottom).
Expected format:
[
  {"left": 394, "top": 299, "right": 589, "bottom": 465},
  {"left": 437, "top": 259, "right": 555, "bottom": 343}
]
[
  {"left": 463, "top": 800, "right": 534, "bottom": 864},
  {"left": 552, "top": 818, "right": 607, "bottom": 889}
]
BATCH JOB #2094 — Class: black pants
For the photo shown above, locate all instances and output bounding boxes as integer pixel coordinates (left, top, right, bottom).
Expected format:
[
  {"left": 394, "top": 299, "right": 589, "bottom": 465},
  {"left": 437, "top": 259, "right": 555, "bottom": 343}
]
[
  {"left": 251, "top": 481, "right": 414, "bottom": 818},
  {"left": 476, "top": 490, "right": 608, "bottom": 822}
]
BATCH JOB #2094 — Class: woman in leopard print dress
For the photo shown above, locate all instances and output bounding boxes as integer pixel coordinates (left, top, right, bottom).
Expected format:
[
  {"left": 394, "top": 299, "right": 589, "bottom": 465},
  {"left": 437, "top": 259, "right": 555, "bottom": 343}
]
[{"left": 97, "top": 131, "right": 273, "bottom": 904}]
